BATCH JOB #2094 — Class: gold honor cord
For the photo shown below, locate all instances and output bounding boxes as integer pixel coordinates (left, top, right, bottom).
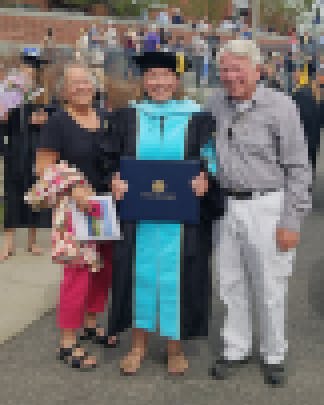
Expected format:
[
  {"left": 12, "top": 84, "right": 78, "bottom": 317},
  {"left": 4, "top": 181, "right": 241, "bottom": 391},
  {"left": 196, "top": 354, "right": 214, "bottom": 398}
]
[{"left": 176, "top": 52, "right": 185, "bottom": 74}]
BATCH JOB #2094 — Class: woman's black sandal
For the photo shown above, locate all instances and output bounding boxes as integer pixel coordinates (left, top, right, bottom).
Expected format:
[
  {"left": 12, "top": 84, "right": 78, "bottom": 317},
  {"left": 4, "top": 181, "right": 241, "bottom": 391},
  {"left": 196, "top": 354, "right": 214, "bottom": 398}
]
[
  {"left": 57, "top": 343, "right": 97, "bottom": 370},
  {"left": 80, "top": 326, "right": 120, "bottom": 348}
]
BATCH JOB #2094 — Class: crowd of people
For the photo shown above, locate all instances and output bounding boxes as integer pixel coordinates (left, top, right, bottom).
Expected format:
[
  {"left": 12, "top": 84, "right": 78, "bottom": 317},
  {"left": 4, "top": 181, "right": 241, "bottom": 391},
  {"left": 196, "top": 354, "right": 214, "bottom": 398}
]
[
  {"left": 0, "top": 10, "right": 323, "bottom": 388},
  {"left": 71, "top": 11, "right": 323, "bottom": 92}
]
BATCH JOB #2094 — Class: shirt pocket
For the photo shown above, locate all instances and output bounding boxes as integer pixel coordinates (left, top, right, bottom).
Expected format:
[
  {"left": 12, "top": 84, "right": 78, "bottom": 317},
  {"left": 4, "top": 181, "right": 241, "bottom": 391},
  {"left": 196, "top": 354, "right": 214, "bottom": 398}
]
[{"left": 232, "top": 116, "right": 274, "bottom": 160}]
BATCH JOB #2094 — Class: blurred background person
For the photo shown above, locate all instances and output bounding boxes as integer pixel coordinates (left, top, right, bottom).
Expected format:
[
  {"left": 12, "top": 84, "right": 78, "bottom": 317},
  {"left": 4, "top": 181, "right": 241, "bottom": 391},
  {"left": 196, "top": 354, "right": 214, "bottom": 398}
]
[
  {"left": 293, "top": 69, "right": 323, "bottom": 176},
  {"left": 0, "top": 49, "right": 54, "bottom": 261},
  {"left": 171, "top": 8, "right": 184, "bottom": 25},
  {"left": 143, "top": 24, "right": 160, "bottom": 52}
]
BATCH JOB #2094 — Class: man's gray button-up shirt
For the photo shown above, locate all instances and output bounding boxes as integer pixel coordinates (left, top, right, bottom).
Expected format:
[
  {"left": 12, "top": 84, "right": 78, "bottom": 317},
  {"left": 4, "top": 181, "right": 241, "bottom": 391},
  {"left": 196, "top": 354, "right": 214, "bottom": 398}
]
[{"left": 204, "top": 84, "right": 312, "bottom": 232}]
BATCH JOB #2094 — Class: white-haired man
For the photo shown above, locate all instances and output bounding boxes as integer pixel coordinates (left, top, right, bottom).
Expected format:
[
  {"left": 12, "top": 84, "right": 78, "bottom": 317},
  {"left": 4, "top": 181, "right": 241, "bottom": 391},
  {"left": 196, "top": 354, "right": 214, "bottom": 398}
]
[{"left": 205, "top": 40, "right": 312, "bottom": 386}]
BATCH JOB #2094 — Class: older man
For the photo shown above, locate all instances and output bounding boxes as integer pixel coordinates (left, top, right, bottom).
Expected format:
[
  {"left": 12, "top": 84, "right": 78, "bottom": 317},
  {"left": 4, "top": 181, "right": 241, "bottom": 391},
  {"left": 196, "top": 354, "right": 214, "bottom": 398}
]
[{"left": 205, "top": 40, "right": 312, "bottom": 386}]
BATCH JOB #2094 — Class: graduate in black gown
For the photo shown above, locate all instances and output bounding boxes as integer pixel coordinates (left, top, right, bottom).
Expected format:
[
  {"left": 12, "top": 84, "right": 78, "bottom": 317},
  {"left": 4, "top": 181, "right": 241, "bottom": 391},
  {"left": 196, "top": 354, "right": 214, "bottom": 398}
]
[
  {"left": 0, "top": 52, "right": 55, "bottom": 261},
  {"left": 99, "top": 51, "right": 225, "bottom": 375},
  {"left": 292, "top": 72, "right": 324, "bottom": 175}
]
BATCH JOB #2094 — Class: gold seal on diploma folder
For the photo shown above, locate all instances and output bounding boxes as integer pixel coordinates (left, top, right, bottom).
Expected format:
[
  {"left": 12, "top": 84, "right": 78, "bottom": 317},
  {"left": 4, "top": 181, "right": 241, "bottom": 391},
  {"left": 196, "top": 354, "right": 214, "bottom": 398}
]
[{"left": 152, "top": 180, "right": 165, "bottom": 193}]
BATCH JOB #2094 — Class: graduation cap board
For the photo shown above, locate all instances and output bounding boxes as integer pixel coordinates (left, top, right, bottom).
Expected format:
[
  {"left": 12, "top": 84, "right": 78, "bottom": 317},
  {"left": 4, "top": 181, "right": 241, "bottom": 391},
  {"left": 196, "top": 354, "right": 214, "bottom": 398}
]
[
  {"left": 133, "top": 51, "right": 191, "bottom": 75},
  {"left": 21, "top": 48, "right": 48, "bottom": 69}
]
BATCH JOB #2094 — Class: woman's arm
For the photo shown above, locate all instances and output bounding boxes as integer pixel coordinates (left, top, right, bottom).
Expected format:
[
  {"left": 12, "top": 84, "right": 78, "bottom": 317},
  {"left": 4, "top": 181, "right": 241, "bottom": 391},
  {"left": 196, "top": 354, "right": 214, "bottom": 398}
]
[
  {"left": 35, "top": 148, "right": 59, "bottom": 178},
  {"left": 35, "top": 149, "right": 95, "bottom": 211},
  {"left": 36, "top": 113, "right": 62, "bottom": 177}
]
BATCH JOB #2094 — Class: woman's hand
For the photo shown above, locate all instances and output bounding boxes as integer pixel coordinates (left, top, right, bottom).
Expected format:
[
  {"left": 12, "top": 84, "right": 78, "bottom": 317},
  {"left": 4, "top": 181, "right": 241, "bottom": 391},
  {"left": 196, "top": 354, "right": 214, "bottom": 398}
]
[
  {"left": 192, "top": 171, "right": 208, "bottom": 197},
  {"left": 71, "top": 184, "right": 96, "bottom": 212},
  {"left": 111, "top": 172, "right": 128, "bottom": 201}
]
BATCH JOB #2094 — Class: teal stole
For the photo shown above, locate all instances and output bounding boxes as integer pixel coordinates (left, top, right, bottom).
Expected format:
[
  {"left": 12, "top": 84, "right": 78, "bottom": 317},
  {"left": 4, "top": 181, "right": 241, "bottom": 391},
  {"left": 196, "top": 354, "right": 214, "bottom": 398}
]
[{"left": 132, "top": 99, "right": 201, "bottom": 340}]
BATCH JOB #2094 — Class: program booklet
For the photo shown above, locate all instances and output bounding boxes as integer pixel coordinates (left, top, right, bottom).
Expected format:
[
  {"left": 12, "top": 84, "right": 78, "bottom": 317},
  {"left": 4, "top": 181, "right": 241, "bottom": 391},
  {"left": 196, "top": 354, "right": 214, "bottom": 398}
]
[{"left": 71, "top": 195, "right": 121, "bottom": 241}]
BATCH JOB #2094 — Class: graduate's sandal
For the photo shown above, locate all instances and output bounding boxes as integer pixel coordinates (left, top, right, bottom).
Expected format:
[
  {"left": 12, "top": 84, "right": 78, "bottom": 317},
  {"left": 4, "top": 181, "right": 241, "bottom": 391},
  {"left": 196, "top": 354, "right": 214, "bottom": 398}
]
[
  {"left": 57, "top": 344, "right": 97, "bottom": 370},
  {"left": 79, "top": 326, "right": 120, "bottom": 348},
  {"left": 119, "top": 349, "right": 146, "bottom": 375},
  {"left": 167, "top": 352, "right": 189, "bottom": 376}
]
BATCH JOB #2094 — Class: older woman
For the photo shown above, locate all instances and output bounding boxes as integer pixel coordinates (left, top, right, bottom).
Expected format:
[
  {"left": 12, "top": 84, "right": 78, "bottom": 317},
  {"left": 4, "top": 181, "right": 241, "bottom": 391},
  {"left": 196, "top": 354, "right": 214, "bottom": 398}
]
[
  {"left": 36, "top": 64, "right": 117, "bottom": 370},
  {"left": 101, "top": 51, "right": 224, "bottom": 376}
]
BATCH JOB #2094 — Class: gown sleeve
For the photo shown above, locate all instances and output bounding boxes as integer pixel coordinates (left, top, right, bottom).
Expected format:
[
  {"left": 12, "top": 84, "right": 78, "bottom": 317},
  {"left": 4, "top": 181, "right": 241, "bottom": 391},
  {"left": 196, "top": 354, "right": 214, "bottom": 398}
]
[
  {"left": 97, "top": 108, "right": 125, "bottom": 192},
  {"left": 190, "top": 112, "right": 226, "bottom": 221}
]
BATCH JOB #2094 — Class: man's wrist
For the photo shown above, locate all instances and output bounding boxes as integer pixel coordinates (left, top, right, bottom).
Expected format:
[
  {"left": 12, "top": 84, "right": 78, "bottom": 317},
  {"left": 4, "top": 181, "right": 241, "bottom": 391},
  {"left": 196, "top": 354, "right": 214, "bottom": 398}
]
[{"left": 277, "top": 218, "right": 301, "bottom": 233}]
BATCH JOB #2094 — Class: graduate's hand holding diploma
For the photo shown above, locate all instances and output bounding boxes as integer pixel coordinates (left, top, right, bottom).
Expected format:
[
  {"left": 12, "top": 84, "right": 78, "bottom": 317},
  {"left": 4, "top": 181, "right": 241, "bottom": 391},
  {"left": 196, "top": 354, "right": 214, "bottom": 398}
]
[
  {"left": 112, "top": 172, "right": 128, "bottom": 201},
  {"left": 191, "top": 171, "right": 208, "bottom": 197}
]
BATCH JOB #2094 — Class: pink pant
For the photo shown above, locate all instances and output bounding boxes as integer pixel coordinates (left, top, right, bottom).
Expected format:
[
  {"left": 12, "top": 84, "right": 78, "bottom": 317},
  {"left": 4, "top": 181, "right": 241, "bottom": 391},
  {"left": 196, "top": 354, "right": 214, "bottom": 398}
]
[{"left": 58, "top": 242, "right": 112, "bottom": 329}]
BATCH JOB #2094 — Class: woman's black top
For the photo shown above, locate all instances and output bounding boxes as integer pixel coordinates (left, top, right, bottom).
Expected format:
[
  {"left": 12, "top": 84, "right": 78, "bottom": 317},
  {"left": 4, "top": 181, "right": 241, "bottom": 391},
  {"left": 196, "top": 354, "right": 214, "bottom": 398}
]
[{"left": 39, "top": 109, "right": 108, "bottom": 193}]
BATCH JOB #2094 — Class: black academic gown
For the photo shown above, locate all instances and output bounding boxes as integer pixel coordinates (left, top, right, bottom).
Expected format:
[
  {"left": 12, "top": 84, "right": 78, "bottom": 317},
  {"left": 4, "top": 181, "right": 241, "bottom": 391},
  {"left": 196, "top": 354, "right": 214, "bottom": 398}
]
[
  {"left": 0, "top": 122, "right": 5, "bottom": 156},
  {"left": 292, "top": 86, "right": 322, "bottom": 171},
  {"left": 3, "top": 102, "right": 57, "bottom": 229},
  {"left": 99, "top": 107, "right": 225, "bottom": 340}
]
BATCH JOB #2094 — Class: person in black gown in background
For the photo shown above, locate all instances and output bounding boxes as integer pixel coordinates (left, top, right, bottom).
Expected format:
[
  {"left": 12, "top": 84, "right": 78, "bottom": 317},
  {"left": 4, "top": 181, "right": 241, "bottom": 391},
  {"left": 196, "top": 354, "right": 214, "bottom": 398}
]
[
  {"left": 0, "top": 52, "right": 56, "bottom": 261},
  {"left": 292, "top": 71, "right": 323, "bottom": 177}
]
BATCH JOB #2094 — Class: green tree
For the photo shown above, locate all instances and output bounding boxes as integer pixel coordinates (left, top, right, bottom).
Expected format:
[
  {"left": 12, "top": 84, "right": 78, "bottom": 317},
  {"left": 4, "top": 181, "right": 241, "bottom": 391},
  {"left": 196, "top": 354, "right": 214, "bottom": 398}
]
[
  {"left": 107, "top": 0, "right": 153, "bottom": 16},
  {"left": 166, "top": 0, "right": 229, "bottom": 24},
  {"left": 260, "top": 0, "right": 314, "bottom": 33}
]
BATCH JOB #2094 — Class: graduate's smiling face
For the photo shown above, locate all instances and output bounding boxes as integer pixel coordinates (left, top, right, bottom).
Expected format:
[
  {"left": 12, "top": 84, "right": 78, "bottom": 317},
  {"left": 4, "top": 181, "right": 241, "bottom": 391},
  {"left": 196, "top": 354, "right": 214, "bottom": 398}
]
[{"left": 143, "top": 67, "right": 179, "bottom": 102}]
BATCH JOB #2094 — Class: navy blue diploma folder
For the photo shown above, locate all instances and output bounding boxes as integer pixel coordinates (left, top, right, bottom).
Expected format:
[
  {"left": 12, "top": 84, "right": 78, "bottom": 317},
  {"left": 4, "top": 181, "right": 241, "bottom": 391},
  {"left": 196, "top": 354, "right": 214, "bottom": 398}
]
[{"left": 119, "top": 158, "right": 200, "bottom": 223}]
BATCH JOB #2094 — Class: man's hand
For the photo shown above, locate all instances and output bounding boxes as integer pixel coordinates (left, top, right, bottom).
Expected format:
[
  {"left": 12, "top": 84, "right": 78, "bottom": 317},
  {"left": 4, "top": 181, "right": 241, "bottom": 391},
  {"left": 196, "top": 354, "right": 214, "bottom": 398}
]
[
  {"left": 276, "top": 228, "right": 300, "bottom": 252},
  {"left": 111, "top": 172, "right": 128, "bottom": 201},
  {"left": 30, "top": 109, "right": 48, "bottom": 125},
  {"left": 192, "top": 171, "right": 209, "bottom": 197}
]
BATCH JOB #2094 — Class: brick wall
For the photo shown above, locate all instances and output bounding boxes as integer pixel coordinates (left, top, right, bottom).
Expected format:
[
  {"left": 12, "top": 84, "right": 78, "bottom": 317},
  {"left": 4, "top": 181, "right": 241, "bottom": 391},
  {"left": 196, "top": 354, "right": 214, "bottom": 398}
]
[
  {"left": 0, "top": 13, "right": 213, "bottom": 47},
  {"left": 0, "top": 12, "right": 291, "bottom": 50}
]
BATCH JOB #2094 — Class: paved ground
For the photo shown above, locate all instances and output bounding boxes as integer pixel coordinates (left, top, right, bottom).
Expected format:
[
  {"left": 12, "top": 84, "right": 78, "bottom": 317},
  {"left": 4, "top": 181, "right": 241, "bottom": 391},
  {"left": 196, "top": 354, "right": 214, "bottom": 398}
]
[
  {"left": 0, "top": 136, "right": 324, "bottom": 404},
  {"left": 0, "top": 228, "right": 60, "bottom": 344}
]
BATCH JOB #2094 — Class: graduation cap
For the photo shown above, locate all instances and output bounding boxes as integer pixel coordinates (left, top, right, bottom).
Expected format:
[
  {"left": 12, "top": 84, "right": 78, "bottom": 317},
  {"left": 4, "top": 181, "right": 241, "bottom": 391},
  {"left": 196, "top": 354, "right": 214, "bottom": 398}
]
[
  {"left": 133, "top": 51, "right": 191, "bottom": 75},
  {"left": 21, "top": 48, "right": 48, "bottom": 69}
]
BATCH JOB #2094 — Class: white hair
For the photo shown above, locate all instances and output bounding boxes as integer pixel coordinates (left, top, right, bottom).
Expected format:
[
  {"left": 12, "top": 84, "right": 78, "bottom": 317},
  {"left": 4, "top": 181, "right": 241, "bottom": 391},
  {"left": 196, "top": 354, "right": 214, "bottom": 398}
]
[{"left": 216, "top": 39, "right": 263, "bottom": 67}]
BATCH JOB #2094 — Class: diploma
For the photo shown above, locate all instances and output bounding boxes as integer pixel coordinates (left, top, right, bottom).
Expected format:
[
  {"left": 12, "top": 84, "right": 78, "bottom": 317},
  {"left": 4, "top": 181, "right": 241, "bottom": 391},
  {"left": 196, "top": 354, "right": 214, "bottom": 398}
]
[{"left": 119, "top": 158, "right": 201, "bottom": 223}]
